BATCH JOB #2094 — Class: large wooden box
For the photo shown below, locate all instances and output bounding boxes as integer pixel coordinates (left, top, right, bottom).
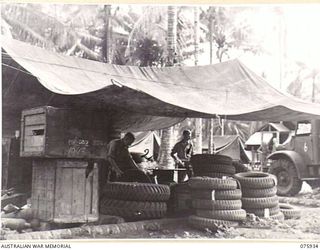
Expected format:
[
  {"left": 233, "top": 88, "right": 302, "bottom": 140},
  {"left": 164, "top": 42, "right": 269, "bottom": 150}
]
[
  {"left": 31, "top": 159, "right": 98, "bottom": 223},
  {"left": 20, "top": 106, "right": 110, "bottom": 158}
]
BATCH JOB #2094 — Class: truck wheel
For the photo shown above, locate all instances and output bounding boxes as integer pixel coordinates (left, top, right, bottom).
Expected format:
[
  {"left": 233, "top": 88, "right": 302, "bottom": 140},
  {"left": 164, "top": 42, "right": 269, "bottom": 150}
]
[{"left": 268, "top": 159, "right": 302, "bottom": 196}]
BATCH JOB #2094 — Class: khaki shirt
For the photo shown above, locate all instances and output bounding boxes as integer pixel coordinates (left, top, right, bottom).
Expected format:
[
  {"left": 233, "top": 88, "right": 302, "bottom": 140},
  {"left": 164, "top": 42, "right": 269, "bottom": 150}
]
[{"left": 171, "top": 140, "right": 193, "bottom": 161}]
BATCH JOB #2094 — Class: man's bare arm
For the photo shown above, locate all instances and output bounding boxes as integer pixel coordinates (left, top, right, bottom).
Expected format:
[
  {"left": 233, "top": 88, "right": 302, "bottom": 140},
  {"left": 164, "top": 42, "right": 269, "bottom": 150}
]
[{"left": 106, "top": 156, "right": 123, "bottom": 176}]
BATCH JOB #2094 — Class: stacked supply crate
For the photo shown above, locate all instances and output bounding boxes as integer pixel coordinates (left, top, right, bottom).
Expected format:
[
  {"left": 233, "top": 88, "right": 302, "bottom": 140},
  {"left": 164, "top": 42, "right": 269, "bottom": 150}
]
[
  {"left": 234, "top": 172, "right": 284, "bottom": 220},
  {"left": 20, "top": 106, "right": 112, "bottom": 223},
  {"left": 188, "top": 177, "right": 245, "bottom": 230},
  {"left": 191, "top": 154, "right": 235, "bottom": 178},
  {"left": 100, "top": 182, "right": 170, "bottom": 221}
]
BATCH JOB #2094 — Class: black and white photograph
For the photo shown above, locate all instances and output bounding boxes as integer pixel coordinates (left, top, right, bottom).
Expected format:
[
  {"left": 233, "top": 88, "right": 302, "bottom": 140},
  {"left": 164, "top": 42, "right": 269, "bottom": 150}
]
[{"left": 1, "top": 1, "right": 320, "bottom": 246}]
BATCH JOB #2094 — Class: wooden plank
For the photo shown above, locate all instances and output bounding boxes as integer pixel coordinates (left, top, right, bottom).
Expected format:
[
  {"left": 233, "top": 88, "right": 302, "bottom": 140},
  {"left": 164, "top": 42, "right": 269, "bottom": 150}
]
[
  {"left": 72, "top": 168, "right": 86, "bottom": 217},
  {"left": 54, "top": 166, "right": 73, "bottom": 220},
  {"left": 21, "top": 107, "right": 47, "bottom": 116},
  {"left": 21, "top": 151, "right": 44, "bottom": 157},
  {"left": 1, "top": 138, "right": 11, "bottom": 189},
  {"left": 31, "top": 160, "right": 57, "bottom": 221},
  {"left": 91, "top": 166, "right": 99, "bottom": 218},
  {"left": 84, "top": 169, "right": 91, "bottom": 218},
  {"left": 24, "top": 114, "right": 46, "bottom": 126},
  {"left": 85, "top": 165, "right": 99, "bottom": 222},
  {"left": 23, "top": 146, "right": 44, "bottom": 152},
  {"left": 58, "top": 160, "right": 87, "bottom": 169}
]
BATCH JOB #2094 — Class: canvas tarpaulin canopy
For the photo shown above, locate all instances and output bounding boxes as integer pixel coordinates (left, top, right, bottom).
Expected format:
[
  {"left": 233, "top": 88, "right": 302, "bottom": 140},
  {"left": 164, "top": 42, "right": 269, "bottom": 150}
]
[{"left": 2, "top": 37, "right": 320, "bottom": 128}]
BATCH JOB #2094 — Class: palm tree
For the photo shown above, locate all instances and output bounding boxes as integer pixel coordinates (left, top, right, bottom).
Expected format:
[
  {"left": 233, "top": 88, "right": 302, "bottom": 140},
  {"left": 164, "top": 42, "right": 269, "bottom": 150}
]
[
  {"left": 193, "top": 6, "right": 203, "bottom": 154},
  {"left": 157, "top": 6, "right": 177, "bottom": 169},
  {"left": 1, "top": 3, "right": 137, "bottom": 63},
  {"left": 287, "top": 63, "right": 320, "bottom": 103},
  {"left": 200, "top": 6, "right": 264, "bottom": 146}
]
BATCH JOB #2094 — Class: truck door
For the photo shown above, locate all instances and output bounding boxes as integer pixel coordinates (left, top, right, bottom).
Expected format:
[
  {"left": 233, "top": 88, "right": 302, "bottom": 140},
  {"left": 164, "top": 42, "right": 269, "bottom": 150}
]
[
  {"left": 293, "top": 121, "right": 313, "bottom": 164},
  {"left": 311, "top": 120, "right": 320, "bottom": 164}
]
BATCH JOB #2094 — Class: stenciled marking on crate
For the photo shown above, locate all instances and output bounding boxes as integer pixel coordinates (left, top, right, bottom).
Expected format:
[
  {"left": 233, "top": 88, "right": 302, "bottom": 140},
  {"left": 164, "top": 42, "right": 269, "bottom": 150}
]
[{"left": 67, "top": 139, "right": 107, "bottom": 156}]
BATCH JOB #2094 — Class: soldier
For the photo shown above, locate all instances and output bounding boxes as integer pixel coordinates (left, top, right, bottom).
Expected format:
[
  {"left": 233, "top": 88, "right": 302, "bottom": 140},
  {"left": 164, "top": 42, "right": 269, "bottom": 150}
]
[
  {"left": 170, "top": 130, "right": 194, "bottom": 178},
  {"left": 106, "top": 132, "right": 150, "bottom": 182}
]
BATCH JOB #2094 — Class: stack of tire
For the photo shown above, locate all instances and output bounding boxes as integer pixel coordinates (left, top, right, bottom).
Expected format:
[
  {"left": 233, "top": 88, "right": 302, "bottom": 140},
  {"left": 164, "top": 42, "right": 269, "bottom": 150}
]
[
  {"left": 100, "top": 182, "right": 170, "bottom": 221},
  {"left": 187, "top": 176, "right": 246, "bottom": 230},
  {"left": 191, "top": 154, "right": 235, "bottom": 178},
  {"left": 233, "top": 172, "right": 284, "bottom": 221}
]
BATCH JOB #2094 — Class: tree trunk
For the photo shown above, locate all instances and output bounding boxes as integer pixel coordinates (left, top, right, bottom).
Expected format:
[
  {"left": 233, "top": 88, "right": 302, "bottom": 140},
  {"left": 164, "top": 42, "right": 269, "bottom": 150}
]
[
  {"left": 208, "top": 118, "right": 215, "bottom": 154},
  {"left": 194, "top": 118, "right": 202, "bottom": 154},
  {"left": 209, "top": 13, "right": 213, "bottom": 65},
  {"left": 208, "top": 9, "right": 214, "bottom": 154},
  {"left": 157, "top": 127, "right": 175, "bottom": 169},
  {"left": 103, "top": 5, "right": 111, "bottom": 63},
  {"left": 157, "top": 6, "right": 177, "bottom": 169},
  {"left": 166, "top": 5, "right": 177, "bottom": 66},
  {"left": 193, "top": 6, "right": 199, "bottom": 66},
  {"left": 193, "top": 7, "right": 202, "bottom": 154}
]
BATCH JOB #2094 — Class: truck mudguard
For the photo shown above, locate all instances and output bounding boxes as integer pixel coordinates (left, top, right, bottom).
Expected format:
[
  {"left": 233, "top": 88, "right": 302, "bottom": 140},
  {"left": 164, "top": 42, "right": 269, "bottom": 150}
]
[{"left": 267, "top": 150, "right": 309, "bottom": 179}]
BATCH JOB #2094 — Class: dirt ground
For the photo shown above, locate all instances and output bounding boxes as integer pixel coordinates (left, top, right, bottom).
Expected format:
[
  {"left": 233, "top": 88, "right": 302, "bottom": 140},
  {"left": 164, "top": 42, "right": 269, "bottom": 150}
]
[
  {"left": 89, "top": 183, "right": 320, "bottom": 240},
  {"left": 95, "top": 206, "right": 320, "bottom": 240},
  {"left": 2, "top": 183, "right": 320, "bottom": 240}
]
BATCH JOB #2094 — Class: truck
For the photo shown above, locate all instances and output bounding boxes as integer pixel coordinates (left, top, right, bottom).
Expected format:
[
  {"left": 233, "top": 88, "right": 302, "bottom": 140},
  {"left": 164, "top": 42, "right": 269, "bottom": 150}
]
[{"left": 267, "top": 120, "right": 320, "bottom": 196}]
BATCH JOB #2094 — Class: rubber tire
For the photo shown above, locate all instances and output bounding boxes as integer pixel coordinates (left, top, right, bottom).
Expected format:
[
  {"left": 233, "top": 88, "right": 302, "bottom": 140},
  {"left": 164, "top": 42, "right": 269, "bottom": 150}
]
[
  {"left": 279, "top": 203, "right": 301, "bottom": 219},
  {"left": 241, "top": 187, "right": 277, "bottom": 198},
  {"left": 196, "top": 209, "right": 246, "bottom": 221},
  {"left": 241, "top": 196, "right": 279, "bottom": 209},
  {"left": 232, "top": 161, "right": 250, "bottom": 173},
  {"left": 195, "top": 172, "right": 233, "bottom": 178},
  {"left": 192, "top": 199, "right": 242, "bottom": 210},
  {"left": 270, "top": 212, "right": 285, "bottom": 221},
  {"left": 191, "top": 154, "right": 232, "bottom": 166},
  {"left": 188, "top": 215, "right": 238, "bottom": 230},
  {"left": 99, "top": 198, "right": 167, "bottom": 220},
  {"left": 103, "top": 182, "right": 170, "bottom": 201},
  {"left": 191, "top": 189, "right": 242, "bottom": 200},
  {"left": 193, "top": 164, "right": 236, "bottom": 175},
  {"left": 234, "top": 172, "right": 277, "bottom": 189},
  {"left": 268, "top": 159, "right": 302, "bottom": 196},
  {"left": 245, "top": 205, "right": 280, "bottom": 217},
  {"left": 188, "top": 177, "right": 238, "bottom": 190}
]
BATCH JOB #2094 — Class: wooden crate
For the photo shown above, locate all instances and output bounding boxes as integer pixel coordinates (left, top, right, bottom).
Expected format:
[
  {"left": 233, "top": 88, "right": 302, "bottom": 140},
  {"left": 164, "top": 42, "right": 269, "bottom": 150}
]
[
  {"left": 20, "top": 106, "right": 110, "bottom": 159},
  {"left": 31, "top": 159, "right": 98, "bottom": 223}
]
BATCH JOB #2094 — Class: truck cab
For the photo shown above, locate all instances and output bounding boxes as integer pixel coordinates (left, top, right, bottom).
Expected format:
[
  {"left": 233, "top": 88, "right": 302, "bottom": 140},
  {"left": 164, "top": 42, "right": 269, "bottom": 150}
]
[{"left": 267, "top": 120, "right": 320, "bottom": 196}]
